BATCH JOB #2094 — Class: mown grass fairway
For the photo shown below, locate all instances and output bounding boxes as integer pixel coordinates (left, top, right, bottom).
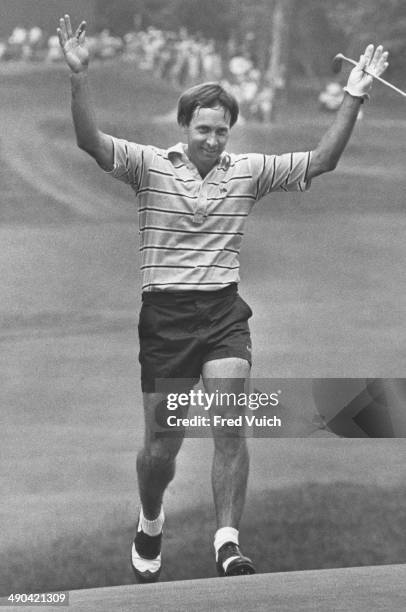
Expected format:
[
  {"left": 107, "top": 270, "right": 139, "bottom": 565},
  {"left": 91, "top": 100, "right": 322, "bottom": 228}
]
[{"left": 1, "top": 62, "right": 405, "bottom": 594}]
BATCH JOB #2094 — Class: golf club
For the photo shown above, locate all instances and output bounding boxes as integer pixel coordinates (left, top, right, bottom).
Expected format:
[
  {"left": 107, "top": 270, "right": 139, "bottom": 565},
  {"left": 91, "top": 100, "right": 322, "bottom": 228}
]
[{"left": 332, "top": 53, "right": 406, "bottom": 98}]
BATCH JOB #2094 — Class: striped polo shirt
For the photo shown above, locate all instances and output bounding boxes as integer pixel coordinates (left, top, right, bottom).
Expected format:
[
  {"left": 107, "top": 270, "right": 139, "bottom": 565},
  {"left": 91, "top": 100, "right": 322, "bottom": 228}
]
[{"left": 107, "top": 137, "right": 312, "bottom": 292}]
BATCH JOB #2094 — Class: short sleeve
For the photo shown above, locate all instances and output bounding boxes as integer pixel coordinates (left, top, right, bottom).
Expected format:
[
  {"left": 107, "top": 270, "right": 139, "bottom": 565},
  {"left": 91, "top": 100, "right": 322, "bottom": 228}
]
[
  {"left": 249, "top": 151, "right": 312, "bottom": 201},
  {"left": 104, "top": 136, "right": 153, "bottom": 193}
]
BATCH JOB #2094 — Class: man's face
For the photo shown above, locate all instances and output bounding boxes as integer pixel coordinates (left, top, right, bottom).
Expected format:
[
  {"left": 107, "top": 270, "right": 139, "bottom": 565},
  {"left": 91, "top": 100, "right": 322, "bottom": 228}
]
[{"left": 185, "top": 106, "right": 231, "bottom": 172}]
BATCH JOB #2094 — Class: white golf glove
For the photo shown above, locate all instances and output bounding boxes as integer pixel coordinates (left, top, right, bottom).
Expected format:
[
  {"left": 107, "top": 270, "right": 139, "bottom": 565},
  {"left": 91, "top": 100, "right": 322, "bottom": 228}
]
[{"left": 344, "top": 44, "right": 389, "bottom": 100}]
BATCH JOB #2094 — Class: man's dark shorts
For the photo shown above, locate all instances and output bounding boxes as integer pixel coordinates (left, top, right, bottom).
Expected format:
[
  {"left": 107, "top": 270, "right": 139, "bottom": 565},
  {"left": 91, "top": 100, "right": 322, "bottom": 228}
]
[{"left": 138, "top": 283, "right": 252, "bottom": 393}]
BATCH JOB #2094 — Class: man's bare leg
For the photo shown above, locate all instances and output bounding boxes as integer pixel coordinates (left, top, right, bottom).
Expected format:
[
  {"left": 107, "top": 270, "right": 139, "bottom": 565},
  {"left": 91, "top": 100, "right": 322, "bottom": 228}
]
[
  {"left": 202, "top": 357, "right": 255, "bottom": 575},
  {"left": 137, "top": 392, "right": 187, "bottom": 519},
  {"left": 132, "top": 391, "right": 188, "bottom": 582}
]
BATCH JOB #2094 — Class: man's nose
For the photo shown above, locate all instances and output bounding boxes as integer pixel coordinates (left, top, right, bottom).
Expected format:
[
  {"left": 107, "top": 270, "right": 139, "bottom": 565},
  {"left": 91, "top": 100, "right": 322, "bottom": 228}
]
[{"left": 206, "top": 133, "right": 217, "bottom": 147}]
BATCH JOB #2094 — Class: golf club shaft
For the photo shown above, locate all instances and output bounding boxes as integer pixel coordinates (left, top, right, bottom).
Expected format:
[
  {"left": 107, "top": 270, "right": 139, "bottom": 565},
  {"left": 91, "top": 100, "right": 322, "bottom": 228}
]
[{"left": 340, "top": 55, "right": 406, "bottom": 98}]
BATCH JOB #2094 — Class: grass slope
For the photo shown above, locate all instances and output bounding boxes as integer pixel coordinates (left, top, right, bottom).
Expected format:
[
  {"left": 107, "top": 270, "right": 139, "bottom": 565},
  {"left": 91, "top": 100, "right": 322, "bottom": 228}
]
[{"left": 2, "top": 482, "right": 406, "bottom": 594}]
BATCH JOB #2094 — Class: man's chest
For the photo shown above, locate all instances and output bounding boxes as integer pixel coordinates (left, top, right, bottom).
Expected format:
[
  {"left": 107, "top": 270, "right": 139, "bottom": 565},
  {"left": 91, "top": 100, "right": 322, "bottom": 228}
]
[{"left": 138, "top": 161, "right": 255, "bottom": 225}]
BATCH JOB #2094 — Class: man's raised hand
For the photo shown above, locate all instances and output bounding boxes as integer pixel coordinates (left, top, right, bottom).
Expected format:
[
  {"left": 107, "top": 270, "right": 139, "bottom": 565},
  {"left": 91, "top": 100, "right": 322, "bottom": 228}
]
[
  {"left": 57, "top": 15, "right": 89, "bottom": 73},
  {"left": 345, "top": 44, "right": 389, "bottom": 99}
]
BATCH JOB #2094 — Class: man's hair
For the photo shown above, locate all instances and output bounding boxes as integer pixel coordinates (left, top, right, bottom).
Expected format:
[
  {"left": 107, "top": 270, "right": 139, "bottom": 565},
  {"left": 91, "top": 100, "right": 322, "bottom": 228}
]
[{"left": 177, "top": 82, "right": 239, "bottom": 128}]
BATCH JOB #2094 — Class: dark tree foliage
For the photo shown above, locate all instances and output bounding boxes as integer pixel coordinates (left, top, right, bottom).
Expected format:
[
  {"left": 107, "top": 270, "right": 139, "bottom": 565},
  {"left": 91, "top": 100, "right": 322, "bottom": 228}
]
[
  {"left": 95, "top": 0, "right": 136, "bottom": 34},
  {"left": 325, "top": 0, "right": 406, "bottom": 78},
  {"left": 176, "top": 0, "right": 238, "bottom": 39},
  {"left": 95, "top": 0, "right": 405, "bottom": 80}
]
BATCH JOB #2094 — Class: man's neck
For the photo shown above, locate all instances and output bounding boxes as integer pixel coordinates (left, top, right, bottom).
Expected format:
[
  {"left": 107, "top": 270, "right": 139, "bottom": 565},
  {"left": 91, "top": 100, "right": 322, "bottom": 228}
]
[
  {"left": 197, "top": 163, "right": 215, "bottom": 179},
  {"left": 186, "top": 149, "right": 219, "bottom": 179}
]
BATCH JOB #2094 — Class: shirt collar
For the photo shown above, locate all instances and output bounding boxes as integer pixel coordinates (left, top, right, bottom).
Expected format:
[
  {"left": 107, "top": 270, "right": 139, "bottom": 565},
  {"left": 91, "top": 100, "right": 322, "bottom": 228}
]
[{"left": 167, "top": 142, "right": 231, "bottom": 171}]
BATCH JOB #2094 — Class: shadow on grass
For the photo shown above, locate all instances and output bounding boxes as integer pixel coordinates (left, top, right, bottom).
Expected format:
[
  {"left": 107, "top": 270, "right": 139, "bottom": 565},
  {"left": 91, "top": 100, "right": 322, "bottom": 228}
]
[{"left": 2, "top": 482, "right": 406, "bottom": 595}]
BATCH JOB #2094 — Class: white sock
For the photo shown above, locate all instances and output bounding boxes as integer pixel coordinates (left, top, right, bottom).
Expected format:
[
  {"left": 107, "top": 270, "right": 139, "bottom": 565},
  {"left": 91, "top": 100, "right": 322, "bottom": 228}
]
[
  {"left": 214, "top": 527, "right": 239, "bottom": 561},
  {"left": 139, "top": 506, "right": 165, "bottom": 536}
]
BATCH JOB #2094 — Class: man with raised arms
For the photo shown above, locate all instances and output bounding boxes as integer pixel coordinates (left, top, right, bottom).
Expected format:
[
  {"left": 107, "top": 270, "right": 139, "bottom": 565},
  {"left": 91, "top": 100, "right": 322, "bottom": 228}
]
[{"left": 57, "top": 14, "right": 388, "bottom": 581}]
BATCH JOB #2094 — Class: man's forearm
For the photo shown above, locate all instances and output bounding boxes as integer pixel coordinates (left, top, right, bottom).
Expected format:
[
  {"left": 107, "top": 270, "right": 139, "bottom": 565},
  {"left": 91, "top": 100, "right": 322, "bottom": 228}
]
[
  {"left": 309, "top": 93, "right": 362, "bottom": 177},
  {"left": 70, "top": 71, "right": 101, "bottom": 153}
]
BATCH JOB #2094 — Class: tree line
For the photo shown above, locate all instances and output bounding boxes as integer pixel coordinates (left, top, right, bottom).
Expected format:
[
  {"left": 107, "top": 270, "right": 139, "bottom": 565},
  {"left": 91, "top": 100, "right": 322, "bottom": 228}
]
[{"left": 95, "top": 0, "right": 405, "bottom": 81}]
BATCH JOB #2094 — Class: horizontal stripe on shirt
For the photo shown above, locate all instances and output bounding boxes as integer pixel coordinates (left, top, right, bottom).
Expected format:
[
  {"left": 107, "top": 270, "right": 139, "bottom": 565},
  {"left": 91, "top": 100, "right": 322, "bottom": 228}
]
[
  {"left": 139, "top": 245, "right": 239, "bottom": 253},
  {"left": 140, "top": 264, "right": 240, "bottom": 270}
]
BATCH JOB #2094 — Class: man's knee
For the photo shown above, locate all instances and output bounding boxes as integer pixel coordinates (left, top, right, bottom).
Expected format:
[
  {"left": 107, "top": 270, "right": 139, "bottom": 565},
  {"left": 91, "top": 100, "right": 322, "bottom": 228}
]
[
  {"left": 212, "top": 432, "right": 248, "bottom": 457},
  {"left": 143, "top": 393, "right": 189, "bottom": 445},
  {"left": 137, "top": 436, "right": 182, "bottom": 467},
  {"left": 211, "top": 404, "right": 248, "bottom": 454}
]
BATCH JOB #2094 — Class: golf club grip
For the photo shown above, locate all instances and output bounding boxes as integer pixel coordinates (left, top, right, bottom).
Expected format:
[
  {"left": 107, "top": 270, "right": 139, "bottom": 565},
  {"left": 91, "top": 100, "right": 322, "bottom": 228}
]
[{"left": 341, "top": 56, "right": 406, "bottom": 97}]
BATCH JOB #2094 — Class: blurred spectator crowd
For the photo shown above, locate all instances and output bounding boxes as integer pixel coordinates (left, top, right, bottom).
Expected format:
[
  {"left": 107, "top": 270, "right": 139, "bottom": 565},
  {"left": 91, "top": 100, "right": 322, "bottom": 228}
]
[{"left": 0, "top": 24, "right": 278, "bottom": 121}]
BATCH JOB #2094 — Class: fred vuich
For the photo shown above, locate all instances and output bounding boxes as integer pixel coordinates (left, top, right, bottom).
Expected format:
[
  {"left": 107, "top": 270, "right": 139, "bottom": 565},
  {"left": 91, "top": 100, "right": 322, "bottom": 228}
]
[{"left": 166, "top": 414, "right": 282, "bottom": 428}]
